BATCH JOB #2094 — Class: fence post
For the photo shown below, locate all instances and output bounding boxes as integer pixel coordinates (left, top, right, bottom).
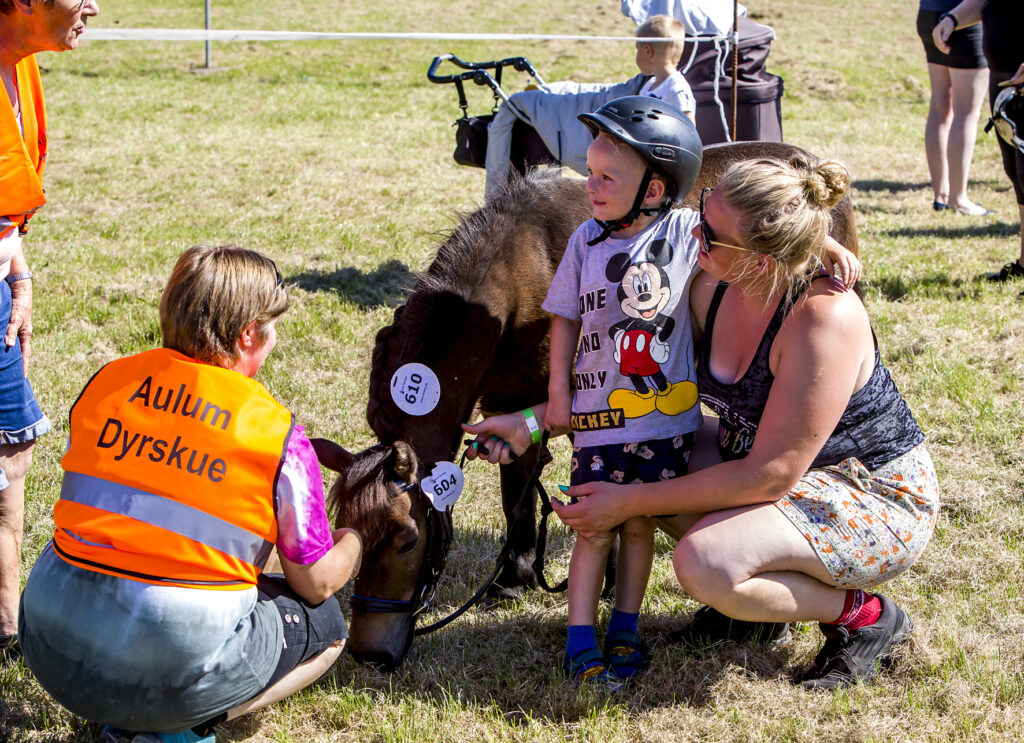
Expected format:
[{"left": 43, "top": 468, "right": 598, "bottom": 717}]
[{"left": 204, "top": 0, "right": 211, "bottom": 69}]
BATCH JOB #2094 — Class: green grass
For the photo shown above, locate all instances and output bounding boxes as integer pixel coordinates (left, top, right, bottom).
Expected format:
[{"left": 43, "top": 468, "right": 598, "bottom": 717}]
[{"left": 3, "top": 0, "right": 1024, "bottom": 741}]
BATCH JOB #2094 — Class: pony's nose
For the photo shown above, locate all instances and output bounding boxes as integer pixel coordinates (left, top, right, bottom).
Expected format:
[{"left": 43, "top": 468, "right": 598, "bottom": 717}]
[{"left": 350, "top": 647, "right": 402, "bottom": 671}]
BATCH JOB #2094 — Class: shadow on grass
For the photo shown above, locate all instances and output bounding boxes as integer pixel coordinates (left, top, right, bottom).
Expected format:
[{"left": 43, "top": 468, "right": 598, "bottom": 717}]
[
  {"left": 212, "top": 522, "right": 805, "bottom": 737},
  {"left": 297, "top": 612, "right": 802, "bottom": 730},
  {"left": 852, "top": 179, "right": 929, "bottom": 193},
  {"left": 876, "top": 221, "right": 1019, "bottom": 240},
  {"left": 289, "top": 259, "right": 413, "bottom": 309},
  {"left": 851, "top": 177, "right": 1009, "bottom": 194},
  {"left": 863, "top": 272, "right": 994, "bottom": 301}
]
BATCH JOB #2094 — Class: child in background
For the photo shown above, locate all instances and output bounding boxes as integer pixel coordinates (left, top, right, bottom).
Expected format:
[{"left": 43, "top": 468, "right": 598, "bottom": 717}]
[
  {"left": 635, "top": 15, "right": 696, "bottom": 124},
  {"left": 543, "top": 96, "right": 704, "bottom": 687}
]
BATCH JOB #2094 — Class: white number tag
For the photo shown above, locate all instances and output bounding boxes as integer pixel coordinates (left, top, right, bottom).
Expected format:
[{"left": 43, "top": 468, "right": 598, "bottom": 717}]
[
  {"left": 390, "top": 363, "right": 441, "bottom": 416},
  {"left": 421, "top": 461, "right": 464, "bottom": 511}
]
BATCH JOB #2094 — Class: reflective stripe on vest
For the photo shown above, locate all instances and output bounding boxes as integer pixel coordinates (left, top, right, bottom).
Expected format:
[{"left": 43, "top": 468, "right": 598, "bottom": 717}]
[
  {"left": 0, "top": 55, "right": 47, "bottom": 238},
  {"left": 56, "top": 348, "right": 292, "bottom": 590},
  {"left": 60, "top": 471, "right": 274, "bottom": 567}
]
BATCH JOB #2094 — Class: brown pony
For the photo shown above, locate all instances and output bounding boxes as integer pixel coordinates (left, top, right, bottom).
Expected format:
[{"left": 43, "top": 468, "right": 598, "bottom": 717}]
[{"left": 315, "top": 142, "right": 859, "bottom": 669}]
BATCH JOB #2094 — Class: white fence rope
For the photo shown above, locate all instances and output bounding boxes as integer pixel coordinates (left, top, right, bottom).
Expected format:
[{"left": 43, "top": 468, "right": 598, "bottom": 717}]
[{"left": 83, "top": 29, "right": 727, "bottom": 43}]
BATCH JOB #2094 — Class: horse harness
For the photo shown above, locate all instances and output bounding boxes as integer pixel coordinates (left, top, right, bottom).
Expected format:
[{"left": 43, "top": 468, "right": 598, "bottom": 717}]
[{"left": 347, "top": 431, "right": 567, "bottom": 636}]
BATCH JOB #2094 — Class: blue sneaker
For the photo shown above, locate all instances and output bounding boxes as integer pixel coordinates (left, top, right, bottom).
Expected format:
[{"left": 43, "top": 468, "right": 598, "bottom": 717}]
[
  {"left": 102, "top": 727, "right": 215, "bottom": 743},
  {"left": 563, "top": 646, "right": 623, "bottom": 692},
  {"left": 154, "top": 733, "right": 215, "bottom": 743},
  {"left": 604, "top": 628, "right": 648, "bottom": 679}
]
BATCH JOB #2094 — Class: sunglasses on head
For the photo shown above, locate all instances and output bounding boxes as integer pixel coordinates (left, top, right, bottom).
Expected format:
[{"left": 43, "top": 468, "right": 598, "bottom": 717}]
[
  {"left": 268, "top": 259, "right": 284, "bottom": 290},
  {"left": 698, "top": 187, "right": 759, "bottom": 255}
]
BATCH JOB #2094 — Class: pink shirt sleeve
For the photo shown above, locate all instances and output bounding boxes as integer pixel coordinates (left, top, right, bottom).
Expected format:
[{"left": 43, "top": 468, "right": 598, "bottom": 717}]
[{"left": 274, "top": 425, "right": 335, "bottom": 565}]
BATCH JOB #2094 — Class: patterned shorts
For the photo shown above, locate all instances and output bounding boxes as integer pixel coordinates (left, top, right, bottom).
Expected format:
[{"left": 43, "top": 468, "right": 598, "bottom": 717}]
[
  {"left": 775, "top": 444, "right": 939, "bottom": 589},
  {"left": 571, "top": 432, "right": 695, "bottom": 487}
]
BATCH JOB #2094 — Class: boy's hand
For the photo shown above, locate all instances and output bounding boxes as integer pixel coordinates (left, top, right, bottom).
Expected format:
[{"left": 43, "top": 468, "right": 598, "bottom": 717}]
[
  {"left": 545, "top": 388, "right": 573, "bottom": 437},
  {"left": 821, "top": 236, "right": 862, "bottom": 289}
]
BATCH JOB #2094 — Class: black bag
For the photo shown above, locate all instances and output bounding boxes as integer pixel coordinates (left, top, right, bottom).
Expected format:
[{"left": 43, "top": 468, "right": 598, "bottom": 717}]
[
  {"left": 452, "top": 108, "right": 557, "bottom": 171},
  {"left": 453, "top": 114, "right": 493, "bottom": 168},
  {"left": 680, "top": 17, "right": 784, "bottom": 145}
]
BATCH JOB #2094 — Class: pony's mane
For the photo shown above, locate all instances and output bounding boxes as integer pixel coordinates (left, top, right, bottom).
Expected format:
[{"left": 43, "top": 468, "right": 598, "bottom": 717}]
[
  {"left": 416, "top": 168, "right": 564, "bottom": 296},
  {"left": 366, "top": 169, "right": 564, "bottom": 441},
  {"left": 326, "top": 443, "right": 395, "bottom": 549}
]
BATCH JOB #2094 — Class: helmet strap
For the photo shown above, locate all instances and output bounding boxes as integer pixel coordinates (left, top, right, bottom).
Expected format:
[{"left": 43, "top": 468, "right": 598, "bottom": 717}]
[{"left": 586, "top": 169, "right": 666, "bottom": 246}]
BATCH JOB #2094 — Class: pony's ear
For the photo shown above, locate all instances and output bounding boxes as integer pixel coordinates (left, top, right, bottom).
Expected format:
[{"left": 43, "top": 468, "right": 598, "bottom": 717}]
[
  {"left": 389, "top": 441, "right": 418, "bottom": 485},
  {"left": 309, "top": 438, "right": 355, "bottom": 472}
]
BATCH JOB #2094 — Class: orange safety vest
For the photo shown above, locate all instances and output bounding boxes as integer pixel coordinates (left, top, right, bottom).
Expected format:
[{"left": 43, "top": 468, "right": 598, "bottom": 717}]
[
  {"left": 55, "top": 348, "right": 294, "bottom": 590},
  {"left": 0, "top": 55, "right": 46, "bottom": 238}
]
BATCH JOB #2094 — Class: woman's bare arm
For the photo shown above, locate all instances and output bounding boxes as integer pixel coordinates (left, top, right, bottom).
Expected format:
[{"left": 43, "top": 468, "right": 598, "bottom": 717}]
[{"left": 554, "top": 285, "right": 873, "bottom": 532}]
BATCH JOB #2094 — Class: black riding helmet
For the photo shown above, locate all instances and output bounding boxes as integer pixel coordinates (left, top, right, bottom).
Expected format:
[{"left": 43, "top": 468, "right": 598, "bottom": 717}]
[
  {"left": 987, "top": 85, "right": 1024, "bottom": 155},
  {"left": 578, "top": 95, "right": 703, "bottom": 244}
]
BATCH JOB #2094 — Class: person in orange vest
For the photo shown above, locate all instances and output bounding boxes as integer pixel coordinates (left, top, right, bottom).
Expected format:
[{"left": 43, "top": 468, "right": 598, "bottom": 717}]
[
  {"left": 0, "top": 0, "right": 99, "bottom": 654},
  {"left": 18, "top": 246, "right": 363, "bottom": 743}
]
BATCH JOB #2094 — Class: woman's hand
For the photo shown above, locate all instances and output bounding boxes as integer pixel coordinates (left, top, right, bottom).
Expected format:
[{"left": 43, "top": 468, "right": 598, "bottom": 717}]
[
  {"left": 552, "top": 480, "right": 634, "bottom": 536},
  {"left": 461, "top": 410, "right": 535, "bottom": 464},
  {"left": 281, "top": 526, "right": 362, "bottom": 604},
  {"left": 5, "top": 277, "right": 32, "bottom": 375},
  {"left": 931, "top": 14, "right": 955, "bottom": 54}
]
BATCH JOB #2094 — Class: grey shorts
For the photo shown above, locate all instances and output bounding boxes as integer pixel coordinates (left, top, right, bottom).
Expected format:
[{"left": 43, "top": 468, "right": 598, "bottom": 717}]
[{"left": 19, "top": 545, "right": 344, "bottom": 733}]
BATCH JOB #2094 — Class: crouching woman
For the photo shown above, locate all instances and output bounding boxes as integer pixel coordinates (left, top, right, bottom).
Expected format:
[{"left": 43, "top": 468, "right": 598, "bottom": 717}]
[{"left": 18, "top": 246, "right": 361, "bottom": 741}]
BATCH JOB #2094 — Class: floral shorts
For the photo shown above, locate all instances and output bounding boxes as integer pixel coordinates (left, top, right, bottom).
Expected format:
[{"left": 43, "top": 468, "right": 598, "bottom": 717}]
[{"left": 775, "top": 444, "right": 939, "bottom": 589}]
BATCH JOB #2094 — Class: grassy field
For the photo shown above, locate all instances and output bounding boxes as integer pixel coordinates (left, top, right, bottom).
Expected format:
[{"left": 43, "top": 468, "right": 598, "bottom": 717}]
[{"left": 2, "top": 0, "right": 1023, "bottom": 741}]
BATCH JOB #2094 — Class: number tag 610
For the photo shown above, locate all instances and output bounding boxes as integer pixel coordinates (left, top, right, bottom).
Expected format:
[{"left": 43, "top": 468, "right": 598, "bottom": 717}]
[
  {"left": 390, "top": 363, "right": 441, "bottom": 416},
  {"left": 421, "top": 461, "right": 464, "bottom": 511}
]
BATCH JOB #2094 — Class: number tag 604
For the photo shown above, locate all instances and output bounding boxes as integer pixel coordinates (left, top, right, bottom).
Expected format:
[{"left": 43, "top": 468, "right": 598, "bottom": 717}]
[{"left": 421, "top": 461, "right": 464, "bottom": 511}]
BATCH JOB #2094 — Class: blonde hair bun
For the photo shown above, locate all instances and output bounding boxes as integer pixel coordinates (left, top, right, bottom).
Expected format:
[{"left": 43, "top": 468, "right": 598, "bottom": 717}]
[{"left": 804, "top": 159, "right": 850, "bottom": 210}]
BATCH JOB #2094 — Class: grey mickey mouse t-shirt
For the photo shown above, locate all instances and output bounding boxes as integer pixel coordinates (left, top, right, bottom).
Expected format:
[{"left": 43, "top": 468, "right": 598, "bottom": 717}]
[{"left": 543, "top": 209, "right": 704, "bottom": 448}]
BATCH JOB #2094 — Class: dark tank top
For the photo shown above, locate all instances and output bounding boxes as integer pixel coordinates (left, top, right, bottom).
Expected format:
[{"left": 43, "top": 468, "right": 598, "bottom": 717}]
[{"left": 696, "top": 280, "right": 924, "bottom": 471}]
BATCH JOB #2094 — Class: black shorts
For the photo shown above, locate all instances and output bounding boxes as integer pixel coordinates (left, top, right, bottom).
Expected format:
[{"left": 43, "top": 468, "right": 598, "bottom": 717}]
[
  {"left": 917, "top": 8, "right": 986, "bottom": 69},
  {"left": 571, "top": 433, "right": 695, "bottom": 487},
  {"left": 257, "top": 573, "right": 348, "bottom": 689},
  {"left": 571, "top": 433, "right": 695, "bottom": 520}
]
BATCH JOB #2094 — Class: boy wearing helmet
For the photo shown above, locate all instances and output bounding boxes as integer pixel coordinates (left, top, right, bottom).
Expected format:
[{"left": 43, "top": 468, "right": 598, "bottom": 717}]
[{"left": 542, "top": 96, "right": 704, "bottom": 686}]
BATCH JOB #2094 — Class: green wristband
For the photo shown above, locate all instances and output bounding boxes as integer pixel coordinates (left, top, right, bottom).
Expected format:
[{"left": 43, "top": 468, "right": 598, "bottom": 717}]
[{"left": 522, "top": 407, "right": 542, "bottom": 444}]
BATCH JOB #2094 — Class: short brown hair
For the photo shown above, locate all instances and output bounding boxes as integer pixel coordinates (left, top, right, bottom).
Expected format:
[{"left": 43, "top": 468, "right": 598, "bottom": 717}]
[
  {"left": 160, "top": 245, "right": 288, "bottom": 367},
  {"left": 636, "top": 15, "right": 687, "bottom": 64}
]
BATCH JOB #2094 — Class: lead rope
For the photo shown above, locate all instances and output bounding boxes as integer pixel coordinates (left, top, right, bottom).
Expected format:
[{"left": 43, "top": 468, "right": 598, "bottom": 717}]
[{"left": 414, "top": 430, "right": 566, "bottom": 635}]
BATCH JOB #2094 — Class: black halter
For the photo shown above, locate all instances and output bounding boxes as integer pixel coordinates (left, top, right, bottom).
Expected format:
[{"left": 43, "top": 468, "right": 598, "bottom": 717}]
[
  {"left": 586, "top": 169, "right": 666, "bottom": 246},
  {"left": 348, "top": 489, "right": 453, "bottom": 622},
  {"left": 346, "top": 431, "right": 566, "bottom": 636}
]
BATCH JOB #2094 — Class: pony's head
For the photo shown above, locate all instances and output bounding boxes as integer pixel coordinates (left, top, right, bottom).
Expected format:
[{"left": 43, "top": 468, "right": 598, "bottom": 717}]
[{"left": 313, "top": 437, "right": 443, "bottom": 669}]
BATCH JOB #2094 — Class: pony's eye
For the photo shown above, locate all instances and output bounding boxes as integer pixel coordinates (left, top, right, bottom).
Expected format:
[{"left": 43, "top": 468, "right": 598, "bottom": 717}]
[{"left": 396, "top": 527, "right": 419, "bottom": 554}]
